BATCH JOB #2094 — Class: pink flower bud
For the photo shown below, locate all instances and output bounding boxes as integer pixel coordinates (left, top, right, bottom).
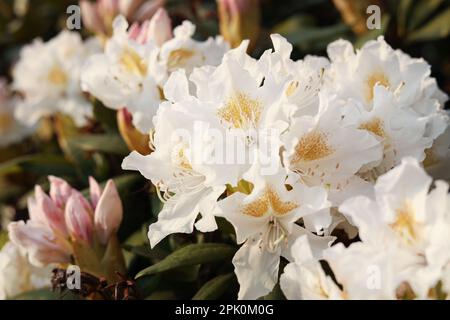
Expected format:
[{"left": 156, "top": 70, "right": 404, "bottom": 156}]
[
  {"left": 48, "top": 176, "right": 73, "bottom": 209},
  {"left": 132, "top": 0, "right": 165, "bottom": 22},
  {"left": 147, "top": 7, "right": 172, "bottom": 46},
  {"left": 128, "top": 22, "right": 143, "bottom": 41},
  {"left": 27, "top": 197, "right": 47, "bottom": 225},
  {"left": 80, "top": 0, "right": 105, "bottom": 35},
  {"left": 99, "top": 0, "right": 119, "bottom": 16},
  {"left": 118, "top": 0, "right": 144, "bottom": 18},
  {"left": 217, "top": 0, "right": 261, "bottom": 50},
  {"left": 89, "top": 176, "right": 103, "bottom": 208},
  {"left": 8, "top": 221, "right": 72, "bottom": 266},
  {"left": 94, "top": 180, "right": 123, "bottom": 244},
  {"left": 34, "top": 185, "right": 67, "bottom": 236},
  {"left": 65, "top": 193, "right": 94, "bottom": 243}
]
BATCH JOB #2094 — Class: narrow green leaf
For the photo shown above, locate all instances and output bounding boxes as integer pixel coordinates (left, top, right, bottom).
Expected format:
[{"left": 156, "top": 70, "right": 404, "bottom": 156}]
[
  {"left": 68, "top": 134, "right": 129, "bottom": 156},
  {"left": 135, "top": 275, "right": 161, "bottom": 298},
  {"left": 408, "top": 0, "right": 444, "bottom": 31},
  {"left": 0, "top": 154, "right": 75, "bottom": 176},
  {"left": 192, "top": 273, "right": 235, "bottom": 300},
  {"left": 407, "top": 7, "right": 450, "bottom": 42},
  {"left": 136, "top": 243, "right": 236, "bottom": 278},
  {"left": 397, "top": 0, "right": 413, "bottom": 36},
  {"left": 286, "top": 23, "right": 349, "bottom": 48},
  {"left": 123, "top": 244, "right": 168, "bottom": 261},
  {"left": 93, "top": 100, "right": 118, "bottom": 133}
]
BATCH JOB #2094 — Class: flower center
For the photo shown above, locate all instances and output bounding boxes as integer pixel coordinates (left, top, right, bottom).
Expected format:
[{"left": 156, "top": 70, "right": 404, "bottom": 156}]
[
  {"left": 291, "top": 130, "right": 334, "bottom": 164},
  {"left": 359, "top": 117, "right": 386, "bottom": 138},
  {"left": 47, "top": 66, "right": 68, "bottom": 86},
  {"left": 173, "top": 145, "right": 193, "bottom": 171},
  {"left": 285, "top": 81, "right": 299, "bottom": 97},
  {"left": 120, "top": 48, "right": 148, "bottom": 77},
  {"left": 241, "top": 186, "right": 299, "bottom": 218},
  {"left": 391, "top": 201, "right": 419, "bottom": 245},
  {"left": 365, "top": 71, "right": 390, "bottom": 102},
  {"left": 218, "top": 92, "right": 262, "bottom": 130},
  {"left": 167, "top": 49, "right": 196, "bottom": 71},
  {"left": 261, "top": 217, "right": 288, "bottom": 253}
]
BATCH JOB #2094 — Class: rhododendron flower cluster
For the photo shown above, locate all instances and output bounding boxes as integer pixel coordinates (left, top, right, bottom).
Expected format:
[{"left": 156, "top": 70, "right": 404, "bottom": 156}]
[
  {"left": 12, "top": 31, "right": 101, "bottom": 127},
  {"left": 1, "top": 1, "right": 450, "bottom": 301},
  {"left": 82, "top": 11, "right": 229, "bottom": 133},
  {"left": 122, "top": 34, "right": 449, "bottom": 299}
]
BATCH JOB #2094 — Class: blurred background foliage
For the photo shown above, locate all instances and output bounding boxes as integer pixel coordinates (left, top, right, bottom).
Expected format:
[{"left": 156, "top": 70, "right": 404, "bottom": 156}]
[
  {"left": 0, "top": 0, "right": 449, "bottom": 299},
  {"left": 1, "top": 0, "right": 450, "bottom": 94}
]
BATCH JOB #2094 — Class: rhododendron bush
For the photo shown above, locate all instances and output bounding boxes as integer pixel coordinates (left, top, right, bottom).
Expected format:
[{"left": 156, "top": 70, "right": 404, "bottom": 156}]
[{"left": 0, "top": 0, "right": 450, "bottom": 301}]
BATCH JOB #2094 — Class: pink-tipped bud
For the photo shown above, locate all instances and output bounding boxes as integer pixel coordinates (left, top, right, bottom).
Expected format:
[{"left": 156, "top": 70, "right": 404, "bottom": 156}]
[
  {"left": 99, "top": 0, "right": 120, "bottom": 16},
  {"left": 147, "top": 8, "right": 172, "bottom": 46},
  {"left": 34, "top": 185, "right": 67, "bottom": 236},
  {"left": 8, "top": 221, "right": 72, "bottom": 266},
  {"left": 118, "top": 0, "right": 144, "bottom": 19},
  {"left": 80, "top": 0, "right": 106, "bottom": 35},
  {"left": 217, "top": 0, "right": 261, "bottom": 51},
  {"left": 48, "top": 176, "right": 73, "bottom": 209},
  {"left": 132, "top": 0, "right": 164, "bottom": 21},
  {"left": 65, "top": 193, "right": 94, "bottom": 243},
  {"left": 89, "top": 177, "right": 103, "bottom": 208},
  {"left": 128, "top": 22, "right": 143, "bottom": 41},
  {"left": 94, "top": 180, "right": 123, "bottom": 244}
]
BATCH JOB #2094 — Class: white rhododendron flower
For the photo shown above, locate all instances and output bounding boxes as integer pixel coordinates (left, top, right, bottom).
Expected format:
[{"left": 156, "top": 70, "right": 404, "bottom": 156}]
[
  {"left": 0, "top": 79, "right": 33, "bottom": 147},
  {"left": 258, "top": 34, "right": 329, "bottom": 117},
  {"left": 280, "top": 235, "right": 344, "bottom": 300},
  {"left": 82, "top": 11, "right": 229, "bottom": 133},
  {"left": 341, "top": 86, "right": 434, "bottom": 179},
  {"left": 122, "top": 71, "right": 226, "bottom": 247},
  {"left": 325, "top": 36, "right": 448, "bottom": 112},
  {"left": 325, "top": 158, "right": 450, "bottom": 299},
  {"left": 13, "top": 31, "right": 100, "bottom": 126},
  {"left": 0, "top": 242, "right": 53, "bottom": 300},
  {"left": 119, "top": 30, "right": 449, "bottom": 300},
  {"left": 282, "top": 93, "right": 382, "bottom": 207},
  {"left": 324, "top": 36, "right": 449, "bottom": 180},
  {"left": 216, "top": 163, "right": 333, "bottom": 299}
]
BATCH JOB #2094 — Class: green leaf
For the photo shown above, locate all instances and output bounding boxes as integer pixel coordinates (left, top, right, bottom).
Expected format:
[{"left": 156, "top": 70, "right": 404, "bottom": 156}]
[
  {"left": 123, "top": 244, "right": 168, "bottom": 261},
  {"left": 135, "top": 275, "right": 161, "bottom": 298},
  {"left": 285, "top": 23, "right": 350, "bottom": 52},
  {"left": 192, "top": 273, "right": 235, "bottom": 300},
  {"left": 408, "top": 0, "right": 444, "bottom": 31},
  {"left": 288, "top": 23, "right": 349, "bottom": 44},
  {"left": 161, "top": 265, "right": 201, "bottom": 283},
  {"left": 136, "top": 243, "right": 236, "bottom": 278},
  {"left": 272, "top": 15, "right": 314, "bottom": 36},
  {"left": 397, "top": 0, "right": 414, "bottom": 36},
  {"left": 93, "top": 100, "right": 118, "bottom": 133},
  {"left": 262, "top": 283, "right": 286, "bottom": 300},
  {"left": 407, "top": 7, "right": 450, "bottom": 43},
  {"left": 0, "top": 154, "right": 75, "bottom": 176},
  {"left": 68, "top": 134, "right": 129, "bottom": 156}
]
